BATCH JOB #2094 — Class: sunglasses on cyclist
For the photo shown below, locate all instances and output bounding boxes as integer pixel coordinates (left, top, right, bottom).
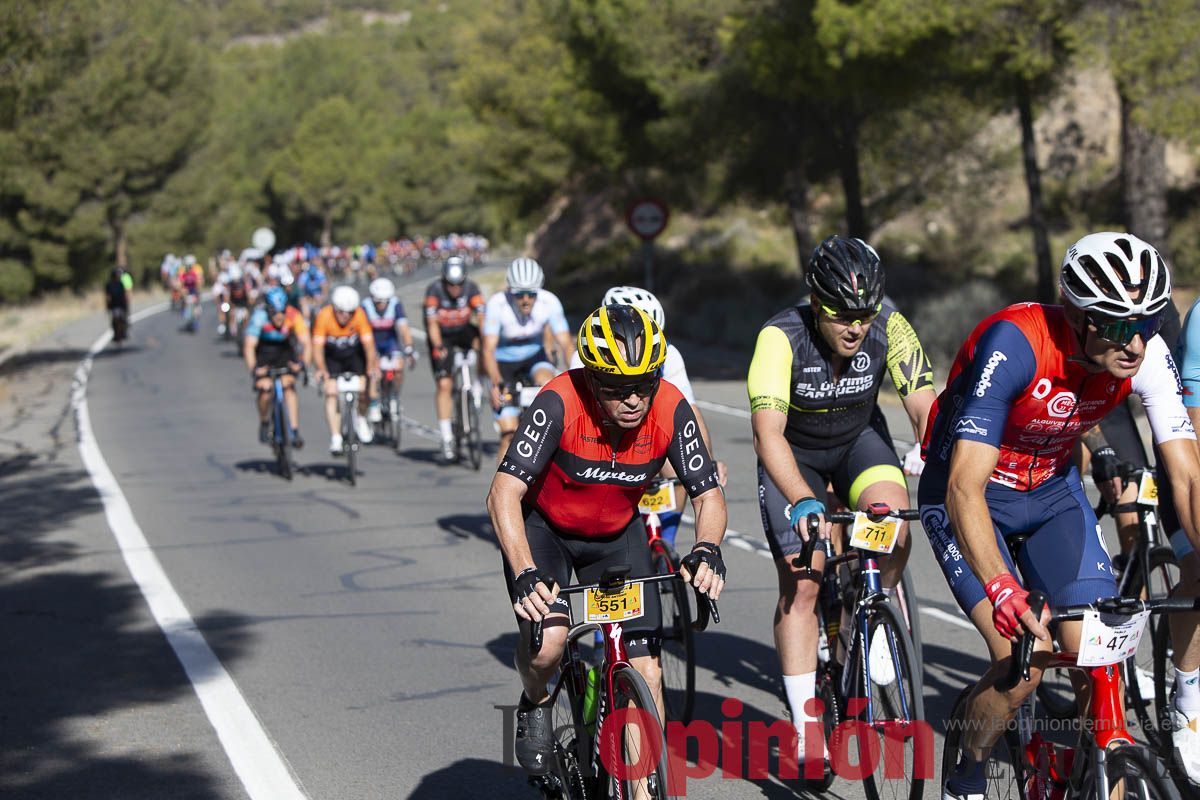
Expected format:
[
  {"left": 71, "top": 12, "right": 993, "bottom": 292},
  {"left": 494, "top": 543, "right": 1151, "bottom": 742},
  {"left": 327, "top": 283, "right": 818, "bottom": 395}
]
[
  {"left": 510, "top": 290, "right": 538, "bottom": 300},
  {"left": 593, "top": 374, "right": 661, "bottom": 401},
  {"left": 819, "top": 302, "right": 881, "bottom": 326},
  {"left": 1085, "top": 312, "right": 1164, "bottom": 346}
]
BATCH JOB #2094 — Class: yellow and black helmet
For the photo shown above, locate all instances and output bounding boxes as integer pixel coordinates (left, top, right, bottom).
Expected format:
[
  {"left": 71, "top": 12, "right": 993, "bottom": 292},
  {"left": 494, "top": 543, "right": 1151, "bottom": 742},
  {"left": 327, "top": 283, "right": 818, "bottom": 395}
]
[{"left": 576, "top": 304, "right": 668, "bottom": 377}]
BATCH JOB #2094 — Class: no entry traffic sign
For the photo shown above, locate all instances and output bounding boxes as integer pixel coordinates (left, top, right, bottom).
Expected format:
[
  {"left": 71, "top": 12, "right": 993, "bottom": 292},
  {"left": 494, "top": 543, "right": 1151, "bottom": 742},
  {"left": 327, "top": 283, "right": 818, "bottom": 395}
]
[{"left": 626, "top": 198, "right": 669, "bottom": 241}]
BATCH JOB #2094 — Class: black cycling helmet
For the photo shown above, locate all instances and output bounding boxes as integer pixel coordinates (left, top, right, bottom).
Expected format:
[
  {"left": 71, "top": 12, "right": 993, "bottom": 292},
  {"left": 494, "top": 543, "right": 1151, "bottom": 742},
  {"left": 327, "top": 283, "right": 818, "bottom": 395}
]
[{"left": 806, "top": 235, "right": 885, "bottom": 312}]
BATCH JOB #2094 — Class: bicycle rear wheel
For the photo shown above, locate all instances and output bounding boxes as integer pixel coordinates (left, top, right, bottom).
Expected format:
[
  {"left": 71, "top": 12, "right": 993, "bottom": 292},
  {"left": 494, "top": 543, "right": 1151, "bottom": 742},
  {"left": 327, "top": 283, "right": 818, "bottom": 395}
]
[
  {"left": 940, "top": 687, "right": 1025, "bottom": 800},
  {"left": 847, "top": 601, "right": 926, "bottom": 800},
  {"left": 1128, "top": 546, "right": 1179, "bottom": 750},
  {"left": 650, "top": 541, "right": 694, "bottom": 724},
  {"left": 895, "top": 566, "right": 924, "bottom": 668},
  {"left": 607, "top": 664, "right": 670, "bottom": 799},
  {"left": 275, "top": 396, "right": 292, "bottom": 481},
  {"left": 467, "top": 388, "right": 482, "bottom": 471},
  {"left": 1098, "top": 745, "right": 1181, "bottom": 800},
  {"left": 343, "top": 399, "right": 357, "bottom": 486}
]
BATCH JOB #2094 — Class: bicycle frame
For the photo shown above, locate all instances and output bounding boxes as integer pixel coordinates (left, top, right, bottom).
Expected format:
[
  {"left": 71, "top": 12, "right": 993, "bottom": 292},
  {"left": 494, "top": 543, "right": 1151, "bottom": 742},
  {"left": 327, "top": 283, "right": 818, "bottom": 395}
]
[
  {"left": 272, "top": 374, "right": 291, "bottom": 444},
  {"left": 799, "top": 508, "right": 920, "bottom": 728}
]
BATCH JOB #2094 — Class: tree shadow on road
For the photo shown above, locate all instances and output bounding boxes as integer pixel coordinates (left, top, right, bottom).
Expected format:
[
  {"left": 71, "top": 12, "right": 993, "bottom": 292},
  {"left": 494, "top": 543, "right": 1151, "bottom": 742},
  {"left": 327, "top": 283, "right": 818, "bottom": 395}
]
[
  {"left": 438, "top": 513, "right": 497, "bottom": 548},
  {"left": 0, "top": 553, "right": 255, "bottom": 798},
  {"left": 0, "top": 345, "right": 138, "bottom": 377},
  {"left": 0, "top": 453, "right": 102, "bottom": 572},
  {"left": 406, "top": 757, "right": 531, "bottom": 798}
]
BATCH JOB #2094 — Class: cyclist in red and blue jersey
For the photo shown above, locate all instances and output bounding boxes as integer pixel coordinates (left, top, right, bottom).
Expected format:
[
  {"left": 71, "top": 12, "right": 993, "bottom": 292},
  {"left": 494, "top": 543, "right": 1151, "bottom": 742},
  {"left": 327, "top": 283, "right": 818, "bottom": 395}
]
[
  {"left": 244, "top": 287, "right": 311, "bottom": 447},
  {"left": 923, "top": 232, "right": 1200, "bottom": 800},
  {"left": 486, "top": 304, "right": 726, "bottom": 779},
  {"left": 362, "top": 277, "right": 416, "bottom": 424}
]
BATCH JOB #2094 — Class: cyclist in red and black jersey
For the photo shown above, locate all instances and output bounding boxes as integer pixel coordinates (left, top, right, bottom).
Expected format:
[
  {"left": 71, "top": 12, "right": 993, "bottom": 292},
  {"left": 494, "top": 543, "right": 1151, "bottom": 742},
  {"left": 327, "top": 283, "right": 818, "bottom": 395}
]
[{"left": 487, "top": 303, "right": 727, "bottom": 778}]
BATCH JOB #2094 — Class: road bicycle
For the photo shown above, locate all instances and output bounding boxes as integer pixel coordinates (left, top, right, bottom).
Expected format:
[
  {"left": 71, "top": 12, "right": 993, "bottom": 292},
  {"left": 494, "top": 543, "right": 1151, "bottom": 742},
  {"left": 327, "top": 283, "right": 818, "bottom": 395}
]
[
  {"left": 796, "top": 505, "right": 926, "bottom": 800},
  {"left": 528, "top": 565, "right": 718, "bottom": 800},
  {"left": 636, "top": 477, "right": 696, "bottom": 724},
  {"left": 451, "top": 348, "right": 483, "bottom": 469},
  {"left": 334, "top": 372, "right": 365, "bottom": 486},
  {"left": 181, "top": 293, "right": 199, "bottom": 333},
  {"left": 942, "top": 589, "right": 1197, "bottom": 799},
  {"left": 263, "top": 366, "right": 304, "bottom": 480},
  {"left": 1036, "top": 466, "right": 1179, "bottom": 751},
  {"left": 375, "top": 353, "right": 409, "bottom": 454}
]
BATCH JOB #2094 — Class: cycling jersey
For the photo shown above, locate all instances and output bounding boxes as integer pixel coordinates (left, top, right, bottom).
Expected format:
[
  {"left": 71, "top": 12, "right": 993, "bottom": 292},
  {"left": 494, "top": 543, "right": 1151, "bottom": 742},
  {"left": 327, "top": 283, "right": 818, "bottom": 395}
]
[
  {"left": 482, "top": 289, "right": 569, "bottom": 362},
  {"left": 922, "top": 303, "right": 1193, "bottom": 491},
  {"left": 424, "top": 279, "right": 485, "bottom": 333},
  {"left": 747, "top": 299, "right": 934, "bottom": 448},
  {"left": 181, "top": 268, "right": 201, "bottom": 294},
  {"left": 246, "top": 306, "right": 308, "bottom": 344},
  {"left": 499, "top": 370, "right": 719, "bottom": 537},
  {"left": 362, "top": 297, "right": 407, "bottom": 354},
  {"left": 312, "top": 305, "right": 373, "bottom": 355},
  {"left": 1179, "top": 298, "right": 1200, "bottom": 409},
  {"left": 299, "top": 268, "right": 327, "bottom": 297}
]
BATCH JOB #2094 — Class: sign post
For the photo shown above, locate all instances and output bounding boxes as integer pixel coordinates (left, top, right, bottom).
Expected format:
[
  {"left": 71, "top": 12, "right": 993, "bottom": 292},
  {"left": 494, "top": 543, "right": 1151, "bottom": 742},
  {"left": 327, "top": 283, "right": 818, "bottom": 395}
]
[{"left": 625, "top": 199, "right": 668, "bottom": 292}]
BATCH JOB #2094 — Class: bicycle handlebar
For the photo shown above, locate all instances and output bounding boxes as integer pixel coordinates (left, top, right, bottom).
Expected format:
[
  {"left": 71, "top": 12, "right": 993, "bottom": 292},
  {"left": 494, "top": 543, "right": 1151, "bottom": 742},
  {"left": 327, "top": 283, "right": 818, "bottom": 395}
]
[
  {"left": 793, "top": 506, "right": 920, "bottom": 571},
  {"left": 1094, "top": 464, "right": 1152, "bottom": 518},
  {"left": 997, "top": 591, "right": 1200, "bottom": 691},
  {"left": 529, "top": 571, "right": 719, "bottom": 655}
]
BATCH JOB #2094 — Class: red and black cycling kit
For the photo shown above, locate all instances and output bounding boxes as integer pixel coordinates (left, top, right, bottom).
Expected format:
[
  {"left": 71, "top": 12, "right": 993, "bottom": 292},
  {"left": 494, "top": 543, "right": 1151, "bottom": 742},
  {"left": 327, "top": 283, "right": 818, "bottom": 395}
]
[{"left": 499, "top": 370, "right": 720, "bottom": 536}]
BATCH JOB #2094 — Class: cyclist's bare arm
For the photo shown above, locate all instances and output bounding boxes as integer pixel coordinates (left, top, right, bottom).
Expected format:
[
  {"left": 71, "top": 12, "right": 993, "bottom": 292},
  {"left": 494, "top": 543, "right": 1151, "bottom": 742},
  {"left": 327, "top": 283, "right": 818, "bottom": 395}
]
[
  {"left": 900, "top": 387, "right": 936, "bottom": 444},
  {"left": 482, "top": 333, "right": 503, "bottom": 387},
  {"left": 554, "top": 330, "right": 573, "bottom": 368},
  {"left": 487, "top": 472, "right": 558, "bottom": 618},
  {"left": 685, "top": 486, "right": 727, "bottom": 599},
  {"left": 1157, "top": 436, "right": 1200, "bottom": 553},
  {"left": 946, "top": 439, "right": 1048, "bottom": 641},
  {"left": 398, "top": 319, "right": 414, "bottom": 351},
  {"left": 751, "top": 407, "right": 828, "bottom": 538},
  {"left": 426, "top": 317, "right": 444, "bottom": 351},
  {"left": 243, "top": 335, "right": 259, "bottom": 373}
]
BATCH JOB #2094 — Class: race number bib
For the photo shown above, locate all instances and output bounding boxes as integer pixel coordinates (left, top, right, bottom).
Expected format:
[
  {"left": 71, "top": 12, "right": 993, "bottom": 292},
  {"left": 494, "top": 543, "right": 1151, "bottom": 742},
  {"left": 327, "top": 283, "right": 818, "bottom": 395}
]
[
  {"left": 378, "top": 354, "right": 399, "bottom": 371},
  {"left": 638, "top": 483, "right": 677, "bottom": 514},
  {"left": 1077, "top": 608, "right": 1149, "bottom": 667},
  {"left": 336, "top": 375, "right": 364, "bottom": 393},
  {"left": 1138, "top": 472, "right": 1159, "bottom": 506},
  {"left": 585, "top": 583, "right": 645, "bottom": 623},
  {"left": 848, "top": 512, "right": 900, "bottom": 554}
]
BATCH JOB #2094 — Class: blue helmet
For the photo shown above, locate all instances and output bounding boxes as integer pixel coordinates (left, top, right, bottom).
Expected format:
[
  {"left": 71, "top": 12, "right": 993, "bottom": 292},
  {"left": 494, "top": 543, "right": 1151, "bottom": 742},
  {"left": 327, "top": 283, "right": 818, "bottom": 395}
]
[{"left": 265, "top": 286, "right": 289, "bottom": 313}]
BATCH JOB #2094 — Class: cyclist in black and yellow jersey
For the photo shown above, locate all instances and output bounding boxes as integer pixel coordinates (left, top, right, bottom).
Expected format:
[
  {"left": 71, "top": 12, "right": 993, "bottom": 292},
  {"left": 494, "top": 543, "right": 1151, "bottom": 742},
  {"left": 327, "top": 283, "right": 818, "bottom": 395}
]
[{"left": 747, "top": 235, "right": 936, "bottom": 770}]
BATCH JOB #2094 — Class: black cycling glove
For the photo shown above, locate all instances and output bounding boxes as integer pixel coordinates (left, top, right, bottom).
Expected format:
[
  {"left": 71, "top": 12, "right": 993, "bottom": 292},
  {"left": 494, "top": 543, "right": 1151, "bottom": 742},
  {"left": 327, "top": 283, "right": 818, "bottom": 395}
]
[
  {"left": 680, "top": 542, "right": 726, "bottom": 582},
  {"left": 514, "top": 566, "right": 556, "bottom": 605},
  {"left": 1091, "top": 446, "right": 1123, "bottom": 485}
]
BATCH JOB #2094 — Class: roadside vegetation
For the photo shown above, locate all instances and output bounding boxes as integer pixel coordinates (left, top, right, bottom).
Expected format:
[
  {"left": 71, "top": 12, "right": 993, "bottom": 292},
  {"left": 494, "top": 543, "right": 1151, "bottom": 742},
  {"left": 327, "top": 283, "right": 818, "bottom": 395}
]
[{"left": 3, "top": 0, "right": 1200, "bottom": 363}]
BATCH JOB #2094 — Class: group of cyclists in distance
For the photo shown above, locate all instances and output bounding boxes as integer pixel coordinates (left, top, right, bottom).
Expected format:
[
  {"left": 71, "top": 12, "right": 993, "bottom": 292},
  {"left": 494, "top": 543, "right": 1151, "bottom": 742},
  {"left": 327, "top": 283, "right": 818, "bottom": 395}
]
[{"left": 142, "top": 225, "right": 1200, "bottom": 799}]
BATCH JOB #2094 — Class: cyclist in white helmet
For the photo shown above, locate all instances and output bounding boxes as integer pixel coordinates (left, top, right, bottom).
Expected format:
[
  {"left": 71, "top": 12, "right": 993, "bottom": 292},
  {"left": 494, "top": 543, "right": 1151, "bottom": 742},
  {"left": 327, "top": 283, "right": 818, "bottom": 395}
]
[
  {"left": 363, "top": 277, "right": 416, "bottom": 423},
  {"left": 570, "top": 286, "right": 728, "bottom": 546},
  {"left": 482, "top": 257, "right": 574, "bottom": 461},
  {"left": 313, "top": 285, "right": 379, "bottom": 453}
]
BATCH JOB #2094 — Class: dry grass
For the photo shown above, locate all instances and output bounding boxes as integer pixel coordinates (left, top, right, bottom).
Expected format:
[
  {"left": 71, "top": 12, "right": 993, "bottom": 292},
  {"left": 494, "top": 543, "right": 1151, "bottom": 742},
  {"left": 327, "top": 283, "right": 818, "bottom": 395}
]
[{"left": 0, "top": 288, "right": 166, "bottom": 358}]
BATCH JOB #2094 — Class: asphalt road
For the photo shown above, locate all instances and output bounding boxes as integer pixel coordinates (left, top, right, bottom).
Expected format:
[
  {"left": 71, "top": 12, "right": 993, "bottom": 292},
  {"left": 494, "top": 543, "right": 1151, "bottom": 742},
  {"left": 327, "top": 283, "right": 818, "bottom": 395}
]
[{"left": 0, "top": 265, "right": 1116, "bottom": 799}]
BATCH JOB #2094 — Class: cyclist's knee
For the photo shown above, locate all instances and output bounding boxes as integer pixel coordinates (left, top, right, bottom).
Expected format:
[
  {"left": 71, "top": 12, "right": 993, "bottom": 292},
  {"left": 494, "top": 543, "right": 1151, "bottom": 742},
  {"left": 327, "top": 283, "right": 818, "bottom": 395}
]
[
  {"left": 526, "top": 624, "right": 568, "bottom": 672},
  {"left": 630, "top": 654, "right": 662, "bottom": 687}
]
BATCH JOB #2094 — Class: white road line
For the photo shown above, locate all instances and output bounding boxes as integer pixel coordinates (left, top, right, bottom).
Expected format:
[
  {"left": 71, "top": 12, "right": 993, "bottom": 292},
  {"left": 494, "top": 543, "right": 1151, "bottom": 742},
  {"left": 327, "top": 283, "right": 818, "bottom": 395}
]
[
  {"left": 74, "top": 305, "right": 309, "bottom": 800},
  {"left": 694, "top": 399, "right": 751, "bottom": 419},
  {"left": 919, "top": 606, "right": 976, "bottom": 631}
]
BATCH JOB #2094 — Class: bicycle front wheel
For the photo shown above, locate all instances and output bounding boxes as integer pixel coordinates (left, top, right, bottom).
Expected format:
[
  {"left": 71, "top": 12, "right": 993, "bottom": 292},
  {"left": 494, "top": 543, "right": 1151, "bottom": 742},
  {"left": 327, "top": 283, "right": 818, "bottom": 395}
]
[
  {"left": 467, "top": 388, "right": 482, "bottom": 471},
  {"left": 1096, "top": 745, "right": 1181, "bottom": 800},
  {"left": 940, "top": 686, "right": 1025, "bottom": 800},
  {"left": 606, "top": 665, "right": 670, "bottom": 799},
  {"left": 275, "top": 398, "right": 292, "bottom": 481},
  {"left": 896, "top": 567, "right": 924, "bottom": 668},
  {"left": 650, "top": 541, "right": 694, "bottom": 724},
  {"left": 343, "top": 400, "right": 357, "bottom": 487},
  {"left": 1129, "top": 546, "right": 1180, "bottom": 750},
  {"left": 847, "top": 600, "right": 926, "bottom": 800}
]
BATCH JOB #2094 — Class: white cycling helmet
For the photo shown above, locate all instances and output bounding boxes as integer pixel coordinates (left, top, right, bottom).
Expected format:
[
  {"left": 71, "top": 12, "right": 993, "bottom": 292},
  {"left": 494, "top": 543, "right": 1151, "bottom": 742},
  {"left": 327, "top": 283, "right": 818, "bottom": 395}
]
[
  {"left": 227, "top": 263, "right": 243, "bottom": 281},
  {"left": 369, "top": 277, "right": 396, "bottom": 302},
  {"left": 331, "top": 285, "right": 360, "bottom": 313},
  {"left": 278, "top": 269, "right": 294, "bottom": 287},
  {"left": 507, "top": 257, "right": 544, "bottom": 292},
  {"left": 184, "top": 254, "right": 197, "bottom": 266},
  {"left": 1060, "top": 232, "right": 1172, "bottom": 318},
  {"left": 603, "top": 285, "right": 665, "bottom": 331},
  {"left": 442, "top": 256, "right": 467, "bottom": 285}
]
